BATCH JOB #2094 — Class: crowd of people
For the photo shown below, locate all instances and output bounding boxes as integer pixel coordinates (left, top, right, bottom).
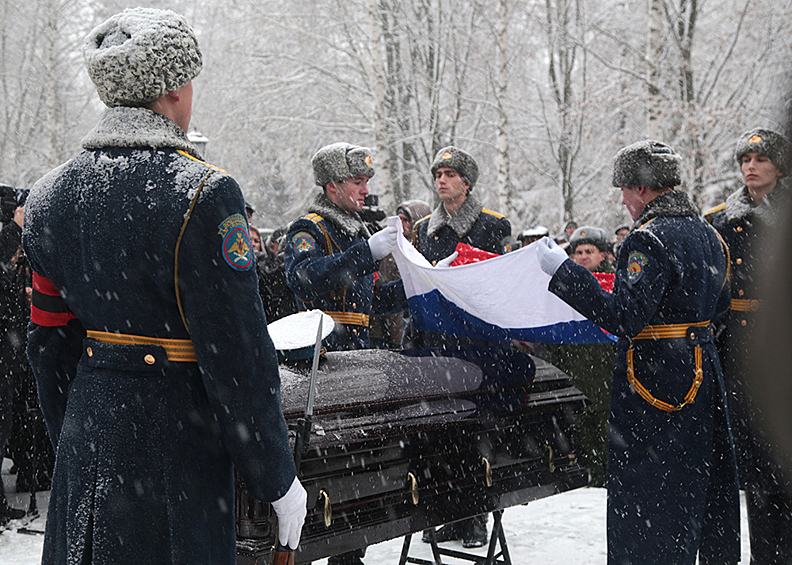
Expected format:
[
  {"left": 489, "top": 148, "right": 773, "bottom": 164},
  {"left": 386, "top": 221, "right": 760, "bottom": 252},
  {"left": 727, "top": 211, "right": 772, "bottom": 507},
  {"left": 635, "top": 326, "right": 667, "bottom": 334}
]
[{"left": 1, "top": 6, "right": 790, "bottom": 565}]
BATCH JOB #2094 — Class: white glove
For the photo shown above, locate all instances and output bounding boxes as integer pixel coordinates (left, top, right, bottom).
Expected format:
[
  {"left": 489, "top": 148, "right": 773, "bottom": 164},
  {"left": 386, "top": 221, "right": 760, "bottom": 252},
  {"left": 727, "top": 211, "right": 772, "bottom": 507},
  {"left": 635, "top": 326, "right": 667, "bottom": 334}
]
[
  {"left": 270, "top": 476, "right": 307, "bottom": 549},
  {"left": 536, "top": 237, "right": 569, "bottom": 276},
  {"left": 435, "top": 251, "right": 458, "bottom": 268},
  {"left": 368, "top": 225, "right": 399, "bottom": 261}
]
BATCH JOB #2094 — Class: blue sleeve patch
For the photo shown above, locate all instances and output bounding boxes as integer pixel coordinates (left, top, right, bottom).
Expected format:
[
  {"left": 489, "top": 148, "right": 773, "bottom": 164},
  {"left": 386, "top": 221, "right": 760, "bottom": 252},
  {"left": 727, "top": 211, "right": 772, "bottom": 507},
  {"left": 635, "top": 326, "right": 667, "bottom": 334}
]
[
  {"left": 627, "top": 252, "right": 647, "bottom": 284},
  {"left": 292, "top": 232, "right": 317, "bottom": 253},
  {"left": 500, "top": 236, "right": 513, "bottom": 254},
  {"left": 218, "top": 213, "right": 253, "bottom": 271}
]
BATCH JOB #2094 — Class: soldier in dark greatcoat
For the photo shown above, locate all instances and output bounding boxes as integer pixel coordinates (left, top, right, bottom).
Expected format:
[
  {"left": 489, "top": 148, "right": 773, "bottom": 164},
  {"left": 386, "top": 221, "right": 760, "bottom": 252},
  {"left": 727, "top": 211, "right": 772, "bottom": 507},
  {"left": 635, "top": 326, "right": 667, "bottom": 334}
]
[
  {"left": 413, "top": 147, "right": 512, "bottom": 265},
  {"left": 413, "top": 146, "right": 511, "bottom": 548},
  {"left": 284, "top": 143, "right": 407, "bottom": 565},
  {"left": 536, "top": 140, "right": 739, "bottom": 565},
  {"left": 705, "top": 128, "right": 792, "bottom": 565},
  {"left": 284, "top": 142, "right": 407, "bottom": 353},
  {"left": 23, "top": 9, "right": 306, "bottom": 564}
]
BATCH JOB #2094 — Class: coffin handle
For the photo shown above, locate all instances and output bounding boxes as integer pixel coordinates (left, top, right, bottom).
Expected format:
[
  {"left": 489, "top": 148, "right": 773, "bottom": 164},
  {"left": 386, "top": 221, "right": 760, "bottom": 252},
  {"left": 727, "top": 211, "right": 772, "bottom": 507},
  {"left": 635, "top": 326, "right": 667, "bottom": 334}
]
[
  {"left": 545, "top": 444, "right": 556, "bottom": 473},
  {"left": 318, "top": 489, "right": 332, "bottom": 527},
  {"left": 481, "top": 456, "right": 493, "bottom": 487},
  {"left": 407, "top": 472, "right": 419, "bottom": 505}
]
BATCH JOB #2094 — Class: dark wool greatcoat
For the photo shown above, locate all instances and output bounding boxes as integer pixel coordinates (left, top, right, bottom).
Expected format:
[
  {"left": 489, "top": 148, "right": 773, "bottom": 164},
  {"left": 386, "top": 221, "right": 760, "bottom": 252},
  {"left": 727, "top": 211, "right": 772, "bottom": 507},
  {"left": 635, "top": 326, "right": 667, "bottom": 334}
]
[
  {"left": 706, "top": 187, "right": 789, "bottom": 494},
  {"left": 284, "top": 193, "right": 407, "bottom": 351},
  {"left": 412, "top": 195, "right": 512, "bottom": 264},
  {"left": 549, "top": 191, "right": 740, "bottom": 565},
  {"left": 23, "top": 107, "right": 296, "bottom": 565}
]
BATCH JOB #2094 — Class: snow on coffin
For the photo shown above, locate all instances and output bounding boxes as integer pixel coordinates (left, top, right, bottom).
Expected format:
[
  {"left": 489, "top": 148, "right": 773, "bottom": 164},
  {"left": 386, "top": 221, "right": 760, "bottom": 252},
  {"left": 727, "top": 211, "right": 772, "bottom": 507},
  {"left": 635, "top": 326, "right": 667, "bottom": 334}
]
[{"left": 235, "top": 348, "right": 589, "bottom": 564}]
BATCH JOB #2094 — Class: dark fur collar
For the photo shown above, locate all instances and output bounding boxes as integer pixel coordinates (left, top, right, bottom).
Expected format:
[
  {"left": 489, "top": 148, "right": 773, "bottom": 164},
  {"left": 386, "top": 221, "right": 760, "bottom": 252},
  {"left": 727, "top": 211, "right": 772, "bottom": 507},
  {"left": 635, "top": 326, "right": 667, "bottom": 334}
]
[
  {"left": 307, "top": 193, "right": 370, "bottom": 239},
  {"left": 633, "top": 190, "right": 698, "bottom": 228},
  {"left": 427, "top": 194, "right": 483, "bottom": 238},
  {"left": 723, "top": 185, "right": 777, "bottom": 225},
  {"left": 82, "top": 107, "right": 202, "bottom": 159}
]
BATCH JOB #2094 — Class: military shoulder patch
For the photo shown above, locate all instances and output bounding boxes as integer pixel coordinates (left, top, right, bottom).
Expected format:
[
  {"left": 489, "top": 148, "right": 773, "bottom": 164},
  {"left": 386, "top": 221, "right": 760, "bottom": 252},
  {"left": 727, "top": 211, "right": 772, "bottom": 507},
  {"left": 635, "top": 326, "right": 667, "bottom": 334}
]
[
  {"left": 292, "top": 231, "right": 317, "bottom": 253},
  {"left": 627, "top": 252, "right": 648, "bottom": 284},
  {"left": 500, "top": 236, "right": 512, "bottom": 254},
  {"left": 217, "top": 213, "right": 253, "bottom": 271}
]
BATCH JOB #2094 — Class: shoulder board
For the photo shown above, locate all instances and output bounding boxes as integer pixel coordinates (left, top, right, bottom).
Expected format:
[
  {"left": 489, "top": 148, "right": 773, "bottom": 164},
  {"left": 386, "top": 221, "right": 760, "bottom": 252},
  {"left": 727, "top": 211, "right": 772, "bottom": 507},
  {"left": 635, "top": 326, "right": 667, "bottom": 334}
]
[
  {"left": 703, "top": 202, "right": 725, "bottom": 223},
  {"left": 481, "top": 208, "right": 505, "bottom": 220},
  {"left": 304, "top": 213, "right": 324, "bottom": 224},
  {"left": 176, "top": 150, "right": 229, "bottom": 174},
  {"left": 637, "top": 217, "right": 657, "bottom": 231},
  {"left": 414, "top": 214, "right": 431, "bottom": 227}
]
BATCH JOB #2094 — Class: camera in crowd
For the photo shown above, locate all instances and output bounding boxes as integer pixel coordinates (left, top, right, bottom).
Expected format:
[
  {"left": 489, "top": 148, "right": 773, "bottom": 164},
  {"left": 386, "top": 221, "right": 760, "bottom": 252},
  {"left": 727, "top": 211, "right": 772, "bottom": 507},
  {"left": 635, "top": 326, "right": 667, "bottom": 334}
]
[
  {"left": 360, "top": 194, "right": 386, "bottom": 226},
  {"left": 0, "top": 184, "right": 29, "bottom": 224}
]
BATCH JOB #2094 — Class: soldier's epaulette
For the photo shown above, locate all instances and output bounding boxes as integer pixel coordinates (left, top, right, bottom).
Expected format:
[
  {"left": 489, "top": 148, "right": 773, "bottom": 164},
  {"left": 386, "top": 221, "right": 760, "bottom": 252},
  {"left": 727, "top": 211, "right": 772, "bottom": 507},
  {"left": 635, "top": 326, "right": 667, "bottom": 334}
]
[
  {"left": 176, "top": 150, "right": 229, "bottom": 175},
  {"left": 412, "top": 215, "right": 430, "bottom": 248},
  {"left": 414, "top": 214, "right": 431, "bottom": 227},
  {"left": 304, "top": 213, "right": 324, "bottom": 224},
  {"left": 481, "top": 208, "right": 505, "bottom": 220},
  {"left": 637, "top": 217, "right": 657, "bottom": 231},
  {"left": 703, "top": 203, "right": 725, "bottom": 224}
]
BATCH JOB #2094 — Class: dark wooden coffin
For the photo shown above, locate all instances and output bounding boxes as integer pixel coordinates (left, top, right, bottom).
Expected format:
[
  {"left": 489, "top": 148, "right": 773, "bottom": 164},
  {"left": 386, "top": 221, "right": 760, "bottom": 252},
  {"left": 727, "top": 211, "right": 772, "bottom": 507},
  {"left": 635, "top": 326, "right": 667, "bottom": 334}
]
[{"left": 236, "top": 347, "right": 589, "bottom": 564}]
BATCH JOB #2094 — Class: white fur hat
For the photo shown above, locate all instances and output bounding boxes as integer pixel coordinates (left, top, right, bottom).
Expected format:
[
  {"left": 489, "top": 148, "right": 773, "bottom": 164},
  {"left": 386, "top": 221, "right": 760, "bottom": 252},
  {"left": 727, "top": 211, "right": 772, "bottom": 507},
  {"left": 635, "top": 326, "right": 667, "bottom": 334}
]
[{"left": 83, "top": 8, "right": 202, "bottom": 108}]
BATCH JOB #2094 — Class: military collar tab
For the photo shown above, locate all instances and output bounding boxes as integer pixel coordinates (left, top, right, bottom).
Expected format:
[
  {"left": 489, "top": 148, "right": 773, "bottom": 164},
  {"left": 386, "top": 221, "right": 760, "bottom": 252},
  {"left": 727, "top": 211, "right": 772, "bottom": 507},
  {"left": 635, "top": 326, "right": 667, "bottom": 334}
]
[
  {"left": 81, "top": 107, "right": 203, "bottom": 160},
  {"left": 307, "top": 193, "right": 370, "bottom": 239},
  {"left": 426, "top": 194, "right": 482, "bottom": 238}
]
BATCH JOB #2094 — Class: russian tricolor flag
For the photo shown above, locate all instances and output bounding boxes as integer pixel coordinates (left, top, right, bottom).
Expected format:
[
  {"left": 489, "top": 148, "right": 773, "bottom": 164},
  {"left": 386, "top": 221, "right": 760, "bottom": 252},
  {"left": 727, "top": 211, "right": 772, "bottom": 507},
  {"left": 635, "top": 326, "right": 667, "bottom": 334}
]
[{"left": 389, "top": 217, "right": 615, "bottom": 344}]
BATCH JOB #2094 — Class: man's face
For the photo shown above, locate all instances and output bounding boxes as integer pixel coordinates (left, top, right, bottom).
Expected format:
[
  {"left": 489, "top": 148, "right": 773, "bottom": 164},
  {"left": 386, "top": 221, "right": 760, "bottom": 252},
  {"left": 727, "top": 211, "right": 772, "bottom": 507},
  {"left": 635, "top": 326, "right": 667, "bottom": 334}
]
[
  {"left": 398, "top": 212, "right": 412, "bottom": 238},
  {"left": 615, "top": 228, "right": 629, "bottom": 242},
  {"left": 741, "top": 152, "right": 781, "bottom": 195},
  {"left": 572, "top": 243, "right": 605, "bottom": 271},
  {"left": 621, "top": 186, "right": 646, "bottom": 221},
  {"left": 328, "top": 176, "right": 370, "bottom": 213},
  {"left": 249, "top": 229, "right": 262, "bottom": 252},
  {"left": 435, "top": 167, "right": 469, "bottom": 205}
]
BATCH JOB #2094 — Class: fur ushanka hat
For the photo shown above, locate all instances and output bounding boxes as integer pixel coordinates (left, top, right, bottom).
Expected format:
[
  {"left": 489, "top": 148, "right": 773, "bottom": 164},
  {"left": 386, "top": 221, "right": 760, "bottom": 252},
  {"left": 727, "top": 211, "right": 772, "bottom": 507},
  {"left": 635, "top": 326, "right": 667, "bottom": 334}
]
[
  {"left": 312, "top": 143, "right": 376, "bottom": 188},
  {"left": 430, "top": 146, "right": 479, "bottom": 190},
  {"left": 83, "top": 8, "right": 202, "bottom": 108},
  {"left": 612, "top": 140, "right": 682, "bottom": 189},
  {"left": 734, "top": 128, "right": 792, "bottom": 176}
]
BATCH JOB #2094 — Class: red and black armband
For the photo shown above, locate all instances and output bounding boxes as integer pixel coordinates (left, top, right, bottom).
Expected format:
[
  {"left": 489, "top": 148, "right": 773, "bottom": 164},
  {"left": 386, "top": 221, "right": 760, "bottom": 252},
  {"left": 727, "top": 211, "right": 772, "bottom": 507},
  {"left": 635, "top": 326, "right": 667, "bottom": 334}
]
[{"left": 31, "top": 271, "right": 77, "bottom": 326}]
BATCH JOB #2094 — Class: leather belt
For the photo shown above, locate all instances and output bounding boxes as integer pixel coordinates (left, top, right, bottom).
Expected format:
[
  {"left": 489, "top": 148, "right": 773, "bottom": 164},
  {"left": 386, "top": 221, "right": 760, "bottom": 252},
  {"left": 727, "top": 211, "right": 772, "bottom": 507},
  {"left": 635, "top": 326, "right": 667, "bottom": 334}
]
[
  {"left": 86, "top": 330, "right": 197, "bottom": 363},
  {"left": 324, "top": 311, "right": 370, "bottom": 327},
  {"left": 626, "top": 321, "right": 711, "bottom": 413},
  {"left": 730, "top": 298, "right": 762, "bottom": 312}
]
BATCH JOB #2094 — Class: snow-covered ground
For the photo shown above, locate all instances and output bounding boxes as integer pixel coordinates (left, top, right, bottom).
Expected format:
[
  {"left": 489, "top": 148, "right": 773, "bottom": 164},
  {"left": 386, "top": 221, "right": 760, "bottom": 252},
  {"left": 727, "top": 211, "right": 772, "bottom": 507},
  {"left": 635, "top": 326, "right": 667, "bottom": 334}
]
[{"left": 2, "top": 458, "right": 751, "bottom": 564}]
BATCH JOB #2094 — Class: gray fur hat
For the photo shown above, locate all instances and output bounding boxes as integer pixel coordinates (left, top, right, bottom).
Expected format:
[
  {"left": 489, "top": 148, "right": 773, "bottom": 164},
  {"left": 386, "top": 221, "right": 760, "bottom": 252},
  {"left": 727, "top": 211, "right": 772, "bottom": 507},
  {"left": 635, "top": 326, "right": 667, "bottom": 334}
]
[
  {"left": 612, "top": 140, "right": 682, "bottom": 189},
  {"left": 83, "top": 8, "right": 202, "bottom": 108},
  {"left": 312, "top": 143, "right": 376, "bottom": 187},
  {"left": 734, "top": 128, "right": 792, "bottom": 176},
  {"left": 431, "top": 146, "right": 479, "bottom": 190},
  {"left": 569, "top": 226, "right": 610, "bottom": 253}
]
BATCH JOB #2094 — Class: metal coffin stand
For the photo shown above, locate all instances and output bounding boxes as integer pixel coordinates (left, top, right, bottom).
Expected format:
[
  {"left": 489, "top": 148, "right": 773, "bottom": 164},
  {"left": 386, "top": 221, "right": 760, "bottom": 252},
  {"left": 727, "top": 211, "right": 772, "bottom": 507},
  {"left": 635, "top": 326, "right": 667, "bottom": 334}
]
[{"left": 236, "top": 348, "right": 589, "bottom": 564}]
